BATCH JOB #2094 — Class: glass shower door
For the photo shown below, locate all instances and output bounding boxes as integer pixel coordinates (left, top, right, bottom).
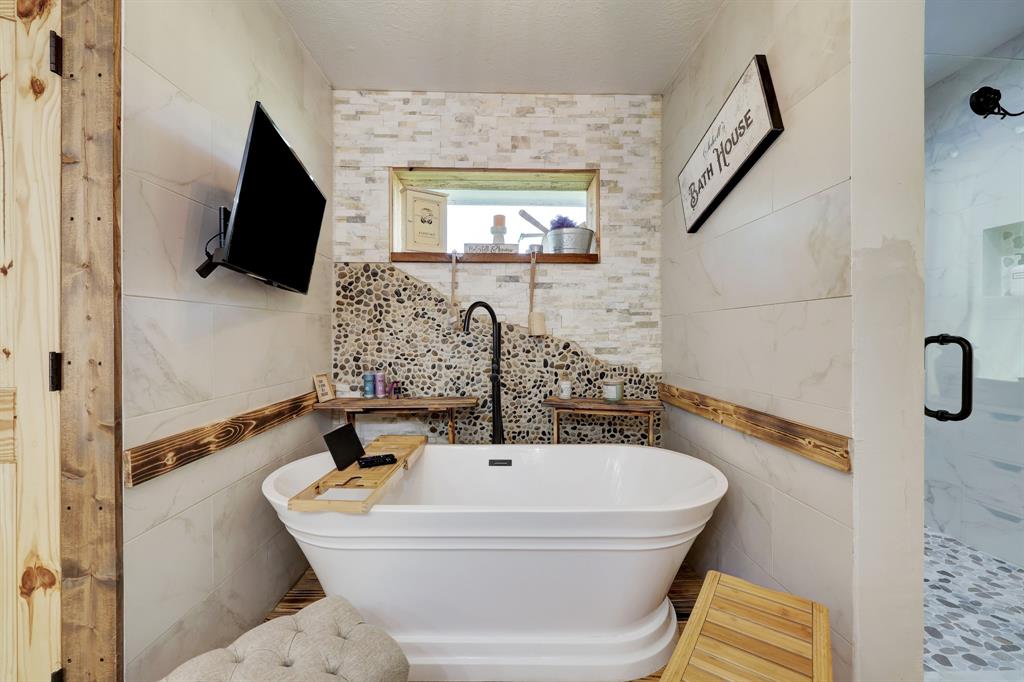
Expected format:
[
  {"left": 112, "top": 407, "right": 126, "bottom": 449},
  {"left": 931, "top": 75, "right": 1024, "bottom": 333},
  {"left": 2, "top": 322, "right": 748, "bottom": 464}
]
[{"left": 924, "top": 52, "right": 1024, "bottom": 678}]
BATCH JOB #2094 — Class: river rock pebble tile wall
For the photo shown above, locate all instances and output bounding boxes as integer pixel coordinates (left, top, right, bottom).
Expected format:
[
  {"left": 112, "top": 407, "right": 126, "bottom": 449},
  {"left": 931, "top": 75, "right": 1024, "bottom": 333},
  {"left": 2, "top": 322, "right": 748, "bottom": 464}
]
[
  {"left": 334, "top": 263, "right": 661, "bottom": 445},
  {"left": 924, "top": 528, "right": 1024, "bottom": 679}
]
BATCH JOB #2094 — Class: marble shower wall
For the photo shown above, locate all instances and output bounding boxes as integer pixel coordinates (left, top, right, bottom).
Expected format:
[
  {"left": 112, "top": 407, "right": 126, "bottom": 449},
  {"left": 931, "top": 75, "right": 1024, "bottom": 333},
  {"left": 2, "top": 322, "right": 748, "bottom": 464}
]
[
  {"left": 334, "top": 263, "right": 660, "bottom": 445},
  {"left": 332, "top": 90, "right": 662, "bottom": 373},
  {"left": 121, "top": 2, "right": 334, "bottom": 678},
  {"left": 924, "top": 39, "right": 1024, "bottom": 567},
  {"left": 659, "top": 0, "right": 854, "bottom": 678}
]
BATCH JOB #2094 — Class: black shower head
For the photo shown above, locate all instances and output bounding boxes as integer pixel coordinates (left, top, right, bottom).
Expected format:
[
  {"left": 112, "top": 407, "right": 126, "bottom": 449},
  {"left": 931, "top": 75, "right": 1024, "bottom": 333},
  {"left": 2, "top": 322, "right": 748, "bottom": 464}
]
[
  {"left": 969, "top": 86, "right": 1024, "bottom": 119},
  {"left": 970, "top": 86, "right": 1004, "bottom": 117}
]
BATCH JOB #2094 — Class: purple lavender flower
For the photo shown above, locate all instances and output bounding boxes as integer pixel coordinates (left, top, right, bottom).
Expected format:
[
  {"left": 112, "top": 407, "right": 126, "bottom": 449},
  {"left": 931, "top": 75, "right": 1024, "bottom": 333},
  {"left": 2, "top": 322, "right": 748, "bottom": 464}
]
[{"left": 549, "top": 215, "right": 577, "bottom": 229}]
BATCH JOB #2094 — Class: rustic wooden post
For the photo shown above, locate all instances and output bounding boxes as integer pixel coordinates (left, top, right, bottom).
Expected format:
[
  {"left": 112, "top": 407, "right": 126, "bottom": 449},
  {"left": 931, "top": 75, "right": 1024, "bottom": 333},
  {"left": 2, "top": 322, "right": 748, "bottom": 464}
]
[{"left": 60, "top": 0, "right": 123, "bottom": 677}]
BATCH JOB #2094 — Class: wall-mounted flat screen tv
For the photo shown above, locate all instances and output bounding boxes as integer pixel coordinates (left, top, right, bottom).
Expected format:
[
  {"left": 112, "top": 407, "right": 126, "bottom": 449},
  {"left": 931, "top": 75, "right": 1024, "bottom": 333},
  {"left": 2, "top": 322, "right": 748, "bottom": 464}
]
[{"left": 197, "top": 101, "right": 326, "bottom": 294}]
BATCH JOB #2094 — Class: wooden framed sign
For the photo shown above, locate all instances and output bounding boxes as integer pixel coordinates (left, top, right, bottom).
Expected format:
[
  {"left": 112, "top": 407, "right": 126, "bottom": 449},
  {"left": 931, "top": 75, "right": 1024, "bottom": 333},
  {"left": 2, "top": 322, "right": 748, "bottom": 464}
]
[
  {"left": 312, "top": 373, "right": 336, "bottom": 403},
  {"left": 677, "top": 55, "right": 783, "bottom": 233},
  {"left": 402, "top": 187, "right": 448, "bottom": 253}
]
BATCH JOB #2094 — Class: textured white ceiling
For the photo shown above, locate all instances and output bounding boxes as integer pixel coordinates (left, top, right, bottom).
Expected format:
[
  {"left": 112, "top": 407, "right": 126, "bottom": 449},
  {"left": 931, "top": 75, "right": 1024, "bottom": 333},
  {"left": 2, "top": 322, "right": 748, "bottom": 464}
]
[
  {"left": 925, "top": 0, "right": 1024, "bottom": 85},
  {"left": 277, "top": 0, "right": 723, "bottom": 94}
]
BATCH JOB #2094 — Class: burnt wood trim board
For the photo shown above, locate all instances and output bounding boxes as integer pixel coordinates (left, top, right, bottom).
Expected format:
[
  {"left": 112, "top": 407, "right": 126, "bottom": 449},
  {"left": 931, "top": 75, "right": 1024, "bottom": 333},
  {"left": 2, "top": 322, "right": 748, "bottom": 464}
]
[
  {"left": 60, "top": 0, "right": 124, "bottom": 678},
  {"left": 123, "top": 392, "right": 319, "bottom": 487},
  {"left": 659, "top": 383, "right": 851, "bottom": 473}
]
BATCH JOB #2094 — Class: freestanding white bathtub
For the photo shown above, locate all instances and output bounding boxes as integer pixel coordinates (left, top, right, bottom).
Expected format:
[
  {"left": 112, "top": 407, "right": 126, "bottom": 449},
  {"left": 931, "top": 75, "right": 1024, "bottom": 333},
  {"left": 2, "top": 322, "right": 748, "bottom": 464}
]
[{"left": 262, "top": 444, "right": 727, "bottom": 682}]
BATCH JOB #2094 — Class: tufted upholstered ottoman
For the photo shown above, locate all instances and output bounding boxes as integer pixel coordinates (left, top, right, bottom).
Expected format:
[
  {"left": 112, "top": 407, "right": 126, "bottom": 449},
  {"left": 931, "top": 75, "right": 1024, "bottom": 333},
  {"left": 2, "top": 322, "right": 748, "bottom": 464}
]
[{"left": 162, "top": 596, "right": 409, "bottom": 682}]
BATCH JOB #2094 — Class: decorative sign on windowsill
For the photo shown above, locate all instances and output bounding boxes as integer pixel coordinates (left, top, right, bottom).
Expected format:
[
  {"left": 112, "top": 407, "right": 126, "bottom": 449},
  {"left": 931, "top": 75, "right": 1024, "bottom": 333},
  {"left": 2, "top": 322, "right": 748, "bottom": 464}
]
[
  {"left": 677, "top": 55, "right": 783, "bottom": 234},
  {"left": 464, "top": 243, "right": 519, "bottom": 254}
]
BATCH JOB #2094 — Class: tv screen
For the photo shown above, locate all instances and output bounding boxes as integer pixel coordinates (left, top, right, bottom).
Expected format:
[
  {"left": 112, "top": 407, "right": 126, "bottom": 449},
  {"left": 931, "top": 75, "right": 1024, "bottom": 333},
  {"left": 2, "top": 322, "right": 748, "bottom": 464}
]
[{"left": 221, "top": 102, "right": 326, "bottom": 294}]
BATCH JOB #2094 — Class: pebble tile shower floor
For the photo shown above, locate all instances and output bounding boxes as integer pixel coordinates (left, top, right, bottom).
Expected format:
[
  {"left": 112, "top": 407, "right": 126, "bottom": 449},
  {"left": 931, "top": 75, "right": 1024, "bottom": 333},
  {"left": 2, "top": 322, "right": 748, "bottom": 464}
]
[{"left": 924, "top": 528, "right": 1024, "bottom": 680}]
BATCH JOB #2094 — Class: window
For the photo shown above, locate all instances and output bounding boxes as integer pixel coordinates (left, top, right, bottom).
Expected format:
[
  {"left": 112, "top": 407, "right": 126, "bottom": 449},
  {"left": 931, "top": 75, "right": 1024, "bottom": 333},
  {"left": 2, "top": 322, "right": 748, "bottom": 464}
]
[{"left": 390, "top": 168, "right": 600, "bottom": 263}]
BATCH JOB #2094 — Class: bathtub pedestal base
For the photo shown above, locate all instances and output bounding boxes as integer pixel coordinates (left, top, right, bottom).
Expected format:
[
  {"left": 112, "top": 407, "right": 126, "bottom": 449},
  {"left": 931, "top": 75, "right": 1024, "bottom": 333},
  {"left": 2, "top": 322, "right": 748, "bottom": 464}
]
[{"left": 399, "top": 598, "right": 678, "bottom": 682}]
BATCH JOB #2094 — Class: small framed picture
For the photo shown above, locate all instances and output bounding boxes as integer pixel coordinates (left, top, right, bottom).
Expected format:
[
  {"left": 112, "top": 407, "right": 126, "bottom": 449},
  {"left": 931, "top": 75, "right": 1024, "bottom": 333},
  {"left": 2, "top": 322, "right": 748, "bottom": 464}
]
[
  {"left": 401, "top": 187, "right": 447, "bottom": 253},
  {"left": 312, "top": 373, "right": 336, "bottom": 403}
]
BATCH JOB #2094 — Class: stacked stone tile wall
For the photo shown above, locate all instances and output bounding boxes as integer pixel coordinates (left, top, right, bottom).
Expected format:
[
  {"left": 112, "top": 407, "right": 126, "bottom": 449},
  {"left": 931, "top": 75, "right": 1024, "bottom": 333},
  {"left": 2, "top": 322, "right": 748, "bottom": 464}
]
[
  {"left": 334, "top": 263, "right": 660, "bottom": 445},
  {"left": 333, "top": 90, "right": 662, "bottom": 373}
]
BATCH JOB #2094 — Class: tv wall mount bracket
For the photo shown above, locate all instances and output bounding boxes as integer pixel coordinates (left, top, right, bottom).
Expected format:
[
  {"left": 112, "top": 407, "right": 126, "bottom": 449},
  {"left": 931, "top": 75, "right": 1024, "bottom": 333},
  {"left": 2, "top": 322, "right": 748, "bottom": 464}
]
[{"left": 195, "top": 206, "right": 230, "bottom": 278}]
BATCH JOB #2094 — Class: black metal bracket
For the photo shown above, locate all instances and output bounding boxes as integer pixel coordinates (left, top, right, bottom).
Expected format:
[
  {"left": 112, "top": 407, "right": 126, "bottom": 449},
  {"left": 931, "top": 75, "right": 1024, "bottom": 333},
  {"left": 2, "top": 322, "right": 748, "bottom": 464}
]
[
  {"left": 51, "top": 667, "right": 64, "bottom": 682},
  {"left": 48, "top": 351, "right": 62, "bottom": 392},
  {"left": 49, "top": 31, "right": 62, "bottom": 77},
  {"left": 924, "top": 334, "right": 973, "bottom": 422}
]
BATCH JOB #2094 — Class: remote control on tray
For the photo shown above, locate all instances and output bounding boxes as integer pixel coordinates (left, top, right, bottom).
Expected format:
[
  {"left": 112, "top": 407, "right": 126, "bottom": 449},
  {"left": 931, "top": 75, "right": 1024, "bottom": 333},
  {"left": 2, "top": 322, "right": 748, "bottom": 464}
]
[{"left": 357, "top": 454, "right": 397, "bottom": 468}]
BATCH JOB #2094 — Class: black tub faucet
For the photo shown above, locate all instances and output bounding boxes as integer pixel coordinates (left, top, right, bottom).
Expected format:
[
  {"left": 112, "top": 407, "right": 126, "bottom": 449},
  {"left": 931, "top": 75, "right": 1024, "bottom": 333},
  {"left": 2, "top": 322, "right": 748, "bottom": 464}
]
[{"left": 463, "top": 301, "right": 505, "bottom": 444}]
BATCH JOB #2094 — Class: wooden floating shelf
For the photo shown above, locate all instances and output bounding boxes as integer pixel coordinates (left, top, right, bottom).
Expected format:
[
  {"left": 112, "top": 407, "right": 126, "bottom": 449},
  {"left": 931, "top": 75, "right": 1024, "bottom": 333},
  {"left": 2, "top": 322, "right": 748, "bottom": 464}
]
[
  {"left": 658, "top": 383, "right": 851, "bottom": 473},
  {"left": 390, "top": 251, "right": 599, "bottom": 264},
  {"left": 123, "top": 391, "right": 319, "bottom": 486},
  {"left": 315, "top": 396, "right": 478, "bottom": 444},
  {"left": 313, "top": 396, "right": 478, "bottom": 413},
  {"left": 288, "top": 435, "right": 427, "bottom": 514}
]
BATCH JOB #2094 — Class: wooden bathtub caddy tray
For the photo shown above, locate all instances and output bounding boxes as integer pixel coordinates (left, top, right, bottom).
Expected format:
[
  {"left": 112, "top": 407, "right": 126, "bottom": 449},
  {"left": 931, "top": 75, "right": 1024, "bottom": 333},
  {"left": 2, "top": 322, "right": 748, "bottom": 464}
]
[{"left": 288, "top": 435, "right": 427, "bottom": 514}]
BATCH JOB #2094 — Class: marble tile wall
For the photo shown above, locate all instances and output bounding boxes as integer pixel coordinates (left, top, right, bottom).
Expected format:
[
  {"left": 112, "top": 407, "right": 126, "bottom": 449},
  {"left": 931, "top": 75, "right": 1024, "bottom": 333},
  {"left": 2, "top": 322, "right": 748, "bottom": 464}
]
[
  {"left": 332, "top": 91, "right": 662, "bottom": 373},
  {"left": 659, "top": 0, "right": 854, "bottom": 678},
  {"left": 924, "top": 38, "right": 1024, "bottom": 568},
  {"left": 121, "top": 1, "right": 334, "bottom": 678}
]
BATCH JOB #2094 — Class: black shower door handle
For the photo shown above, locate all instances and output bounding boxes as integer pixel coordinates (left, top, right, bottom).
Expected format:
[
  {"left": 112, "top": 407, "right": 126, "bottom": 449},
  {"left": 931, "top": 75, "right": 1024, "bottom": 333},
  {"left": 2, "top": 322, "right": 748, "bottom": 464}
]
[{"left": 924, "top": 334, "right": 973, "bottom": 422}]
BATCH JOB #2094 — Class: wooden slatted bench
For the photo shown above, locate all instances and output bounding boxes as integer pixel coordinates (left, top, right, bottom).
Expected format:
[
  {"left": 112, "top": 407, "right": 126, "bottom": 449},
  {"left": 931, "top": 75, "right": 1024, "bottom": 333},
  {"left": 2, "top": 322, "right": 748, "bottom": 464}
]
[{"left": 659, "top": 571, "right": 832, "bottom": 682}]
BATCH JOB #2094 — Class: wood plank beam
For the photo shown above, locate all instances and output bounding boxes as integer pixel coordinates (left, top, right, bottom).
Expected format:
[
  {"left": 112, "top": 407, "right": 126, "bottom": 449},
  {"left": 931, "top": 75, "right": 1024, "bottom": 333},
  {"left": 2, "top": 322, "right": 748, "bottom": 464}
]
[
  {"left": 60, "top": 0, "right": 123, "bottom": 677},
  {"left": 393, "top": 167, "right": 596, "bottom": 191}
]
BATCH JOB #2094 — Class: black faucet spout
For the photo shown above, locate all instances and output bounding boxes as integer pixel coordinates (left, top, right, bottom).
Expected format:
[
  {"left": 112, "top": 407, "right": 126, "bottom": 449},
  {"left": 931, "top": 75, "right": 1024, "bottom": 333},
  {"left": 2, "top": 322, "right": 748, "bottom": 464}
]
[{"left": 463, "top": 301, "right": 505, "bottom": 444}]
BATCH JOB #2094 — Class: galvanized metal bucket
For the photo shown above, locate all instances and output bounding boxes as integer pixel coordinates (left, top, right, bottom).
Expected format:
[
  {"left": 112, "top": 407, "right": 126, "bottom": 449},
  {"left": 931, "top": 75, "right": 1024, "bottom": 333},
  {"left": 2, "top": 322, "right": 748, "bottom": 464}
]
[{"left": 542, "top": 227, "right": 594, "bottom": 254}]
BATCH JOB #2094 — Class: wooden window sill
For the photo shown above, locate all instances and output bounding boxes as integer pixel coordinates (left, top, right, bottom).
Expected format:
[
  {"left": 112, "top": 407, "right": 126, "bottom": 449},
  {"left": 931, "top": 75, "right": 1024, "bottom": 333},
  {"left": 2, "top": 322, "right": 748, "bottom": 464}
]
[{"left": 390, "top": 252, "right": 599, "bottom": 264}]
